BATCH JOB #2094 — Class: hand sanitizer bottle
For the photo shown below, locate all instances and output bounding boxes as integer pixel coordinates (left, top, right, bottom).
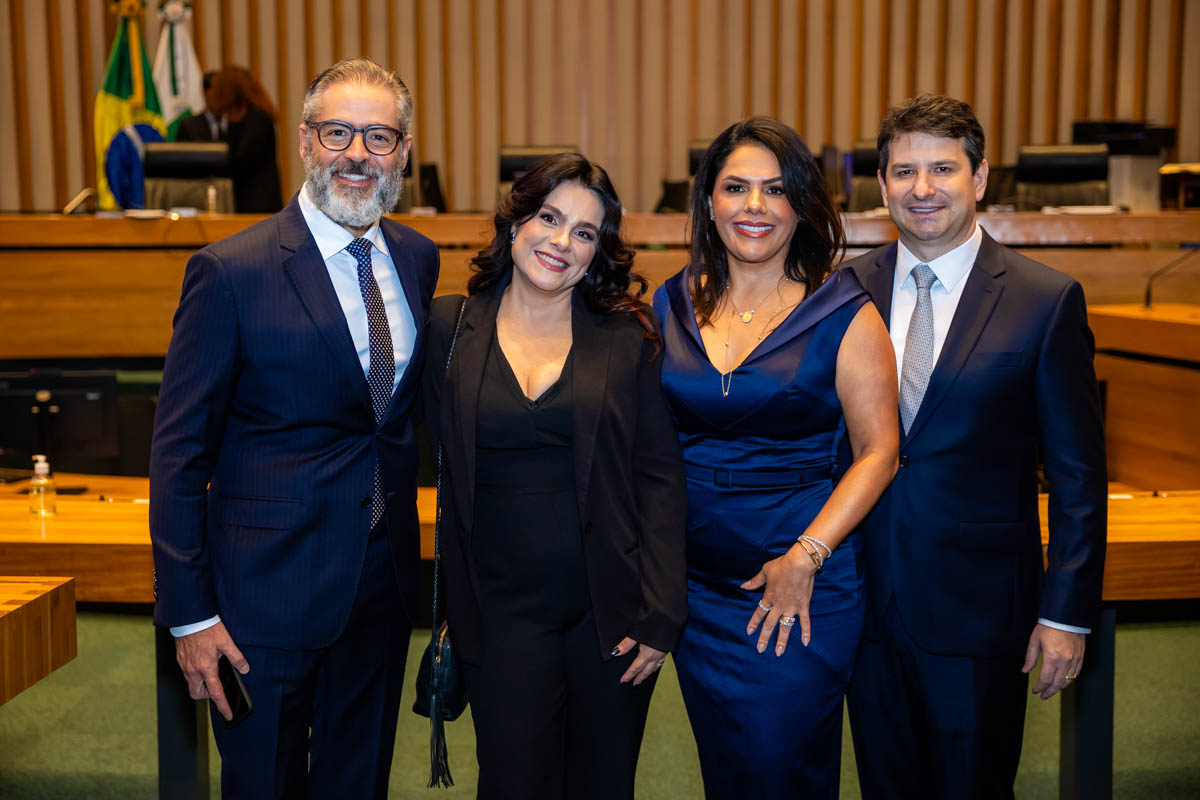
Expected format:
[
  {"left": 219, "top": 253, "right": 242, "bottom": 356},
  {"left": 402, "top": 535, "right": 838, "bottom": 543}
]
[{"left": 29, "top": 454, "right": 56, "bottom": 516}]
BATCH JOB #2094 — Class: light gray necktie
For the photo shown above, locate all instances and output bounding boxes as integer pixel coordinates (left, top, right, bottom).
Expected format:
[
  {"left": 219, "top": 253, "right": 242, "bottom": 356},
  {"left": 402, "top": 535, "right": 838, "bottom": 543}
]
[{"left": 899, "top": 263, "right": 937, "bottom": 434}]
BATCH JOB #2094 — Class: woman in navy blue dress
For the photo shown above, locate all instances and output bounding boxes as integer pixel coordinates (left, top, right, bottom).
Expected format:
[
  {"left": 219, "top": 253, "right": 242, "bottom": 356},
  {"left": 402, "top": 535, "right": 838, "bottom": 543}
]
[{"left": 652, "top": 117, "right": 899, "bottom": 798}]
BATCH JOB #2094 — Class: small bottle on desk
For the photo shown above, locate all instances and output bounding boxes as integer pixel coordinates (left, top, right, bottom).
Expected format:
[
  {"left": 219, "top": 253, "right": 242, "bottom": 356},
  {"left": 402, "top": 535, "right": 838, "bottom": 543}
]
[{"left": 29, "top": 454, "right": 56, "bottom": 516}]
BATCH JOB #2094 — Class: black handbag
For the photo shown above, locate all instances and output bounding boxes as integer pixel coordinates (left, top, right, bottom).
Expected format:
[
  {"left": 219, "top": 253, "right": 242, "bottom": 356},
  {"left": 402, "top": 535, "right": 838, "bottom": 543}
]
[{"left": 412, "top": 297, "right": 469, "bottom": 788}]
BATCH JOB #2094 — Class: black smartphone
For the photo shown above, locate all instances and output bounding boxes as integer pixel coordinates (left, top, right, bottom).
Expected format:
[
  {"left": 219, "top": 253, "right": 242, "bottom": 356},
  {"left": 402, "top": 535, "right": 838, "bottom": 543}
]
[{"left": 216, "top": 655, "right": 253, "bottom": 729}]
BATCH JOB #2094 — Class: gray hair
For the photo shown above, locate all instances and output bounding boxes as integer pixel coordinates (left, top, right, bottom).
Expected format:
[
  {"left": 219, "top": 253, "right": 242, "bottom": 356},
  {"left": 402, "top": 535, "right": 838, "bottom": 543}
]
[{"left": 302, "top": 57, "right": 413, "bottom": 133}]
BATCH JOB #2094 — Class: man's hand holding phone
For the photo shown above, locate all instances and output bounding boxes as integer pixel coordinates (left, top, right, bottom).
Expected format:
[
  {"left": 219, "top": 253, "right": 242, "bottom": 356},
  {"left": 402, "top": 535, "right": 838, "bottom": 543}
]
[{"left": 175, "top": 621, "right": 251, "bottom": 725}]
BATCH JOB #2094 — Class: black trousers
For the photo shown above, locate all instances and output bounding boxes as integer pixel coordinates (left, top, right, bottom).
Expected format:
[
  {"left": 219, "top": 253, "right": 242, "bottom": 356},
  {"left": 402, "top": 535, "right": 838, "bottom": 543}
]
[
  {"left": 210, "top": 524, "right": 411, "bottom": 799},
  {"left": 463, "top": 609, "right": 657, "bottom": 800},
  {"left": 846, "top": 599, "right": 1029, "bottom": 800}
]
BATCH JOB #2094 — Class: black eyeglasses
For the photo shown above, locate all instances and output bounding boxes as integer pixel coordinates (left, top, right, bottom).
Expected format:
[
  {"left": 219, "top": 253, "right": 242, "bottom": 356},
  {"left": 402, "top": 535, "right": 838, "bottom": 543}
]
[{"left": 307, "top": 120, "right": 405, "bottom": 156}]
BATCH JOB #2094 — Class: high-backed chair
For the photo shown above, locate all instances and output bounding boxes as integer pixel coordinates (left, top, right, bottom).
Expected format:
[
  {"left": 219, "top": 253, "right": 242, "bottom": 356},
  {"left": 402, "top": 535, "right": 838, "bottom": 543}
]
[
  {"left": 1015, "top": 144, "right": 1109, "bottom": 210},
  {"left": 846, "top": 139, "right": 882, "bottom": 212}
]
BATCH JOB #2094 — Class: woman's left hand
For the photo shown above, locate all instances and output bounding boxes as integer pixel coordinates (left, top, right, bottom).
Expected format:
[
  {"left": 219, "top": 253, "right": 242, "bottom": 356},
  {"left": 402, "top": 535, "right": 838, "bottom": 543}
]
[
  {"left": 612, "top": 638, "right": 667, "bottom": 685},
  {"left": 741, "top": 544, "right": 819, "bottom": 656}
]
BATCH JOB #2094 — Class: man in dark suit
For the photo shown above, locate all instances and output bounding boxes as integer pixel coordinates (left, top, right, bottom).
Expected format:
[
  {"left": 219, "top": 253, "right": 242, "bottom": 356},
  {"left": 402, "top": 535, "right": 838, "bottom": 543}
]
[
  {"left": 150, "top": 57, "right": 437, "bottom": 797},
  {"left": 842, "top": 94, "right": 1107, "bottom": 798}
]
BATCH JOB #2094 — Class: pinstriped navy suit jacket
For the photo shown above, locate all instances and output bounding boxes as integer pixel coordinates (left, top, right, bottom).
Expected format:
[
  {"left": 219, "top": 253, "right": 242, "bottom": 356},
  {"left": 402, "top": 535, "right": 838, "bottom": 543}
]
[{"left": 150, "top": 196, "right": 439, "bottom": 650}]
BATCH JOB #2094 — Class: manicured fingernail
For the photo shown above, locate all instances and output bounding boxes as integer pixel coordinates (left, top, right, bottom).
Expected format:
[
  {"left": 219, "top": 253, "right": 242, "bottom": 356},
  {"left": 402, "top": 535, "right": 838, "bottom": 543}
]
[
  {"left": 803, "top": 635, "right": 810, "bottom": 646},
  {"left": 757, "top": 641, "right": 766, "bottom": 653},
  {"left": 746, "top": 626, "right": 754, "bottom": 635},
  {"left": 610, "top": 647, "right": 621, "bottom": 656},
  {"left": 775, "top": 644, "right": 784, "bottom": 656}
]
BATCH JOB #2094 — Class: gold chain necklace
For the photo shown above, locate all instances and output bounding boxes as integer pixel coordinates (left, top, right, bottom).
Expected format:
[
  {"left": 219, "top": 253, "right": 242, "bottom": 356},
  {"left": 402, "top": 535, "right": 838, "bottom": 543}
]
[{"left": 720, "top": 277, "right": 797, "bottom": 396}]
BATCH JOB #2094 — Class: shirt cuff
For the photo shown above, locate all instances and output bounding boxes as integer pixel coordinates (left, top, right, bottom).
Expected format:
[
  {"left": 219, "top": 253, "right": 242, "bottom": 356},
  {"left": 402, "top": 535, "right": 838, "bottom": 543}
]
[
  {"left": 1037, "top": 617, "right": 1090, "bottom": 635},
  {"left": 171, "top": 615, "right": 222, "bottom": 637}
]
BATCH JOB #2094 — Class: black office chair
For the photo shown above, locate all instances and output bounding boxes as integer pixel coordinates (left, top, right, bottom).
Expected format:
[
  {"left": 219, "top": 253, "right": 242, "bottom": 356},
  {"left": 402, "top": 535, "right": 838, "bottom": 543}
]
[
  {"left": 1015, "top": 144, "right": 1109, "bottom": 210},
  {"left": 419, "top": 163, "right": 446, "bottom": 213},
  {"left": 846, "top": 139, "right": 882, "bottom": 212},
  {"left": 655, "top": 180, "right": 691, "bottom": 213}
]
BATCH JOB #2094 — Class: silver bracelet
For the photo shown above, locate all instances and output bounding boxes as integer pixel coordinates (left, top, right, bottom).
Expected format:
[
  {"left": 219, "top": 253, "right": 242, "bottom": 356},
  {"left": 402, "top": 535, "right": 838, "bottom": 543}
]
[
  {"left": 796, "top": 537, "right": 824, "bottom": 572},
  {"left": 798, "top": 534, "right": 833, "bottom": 561}
]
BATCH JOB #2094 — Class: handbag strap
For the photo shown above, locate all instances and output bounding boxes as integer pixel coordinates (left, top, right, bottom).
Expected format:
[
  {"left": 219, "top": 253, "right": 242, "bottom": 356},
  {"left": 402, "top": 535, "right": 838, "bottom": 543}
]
[{"left": 431, "top": 297, "right": 468, "bottom": 630}]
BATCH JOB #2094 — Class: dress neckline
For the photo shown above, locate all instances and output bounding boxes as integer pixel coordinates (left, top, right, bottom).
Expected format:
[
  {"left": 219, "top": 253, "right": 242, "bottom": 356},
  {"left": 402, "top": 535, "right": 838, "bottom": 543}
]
[{"left": 491, "top": 325, "right": 573, "bottom": 407}]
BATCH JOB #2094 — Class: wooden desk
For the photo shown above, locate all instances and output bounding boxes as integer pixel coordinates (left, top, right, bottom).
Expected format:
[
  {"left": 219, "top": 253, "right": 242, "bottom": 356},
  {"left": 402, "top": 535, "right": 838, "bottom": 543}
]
[
  {"left": 0, "top": 474, "right": 437, "bottom": 604},
  {"left": 0, "top": 576, "right": 77, "bottom": 706},
  {"left": 1, "top": 212, "right": 1198, "bottom": 359},
  {"left": 1090, "top": 303, "right": 1200, "bottom": 488}
]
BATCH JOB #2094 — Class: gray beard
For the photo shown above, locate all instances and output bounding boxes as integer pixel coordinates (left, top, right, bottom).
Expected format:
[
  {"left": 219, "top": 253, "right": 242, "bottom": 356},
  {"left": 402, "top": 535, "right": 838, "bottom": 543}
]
[{"left": 303, "top": 152, "right": 404, "bottom": 229}]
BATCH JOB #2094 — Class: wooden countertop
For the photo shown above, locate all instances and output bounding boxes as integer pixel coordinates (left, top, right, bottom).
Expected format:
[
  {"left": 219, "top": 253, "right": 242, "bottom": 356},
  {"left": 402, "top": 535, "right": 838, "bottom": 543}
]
[
  {"left": 0, "top": 576, "right": 77, "bottom": 705},
  {"left": 3, "top": 211, "right": 1198, "bottom": 249},
  {"left": 1089, "top": 303, "right": 1200, "bottom": 362},
  {"left": 2, "top": 475, "right": 1197, "bottom": 604}
]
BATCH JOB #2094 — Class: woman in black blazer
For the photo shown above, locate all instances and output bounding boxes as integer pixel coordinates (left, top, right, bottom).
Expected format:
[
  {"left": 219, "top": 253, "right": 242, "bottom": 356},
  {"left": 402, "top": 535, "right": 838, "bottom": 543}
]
[{"left": 422, "top": 153, "right": 687, "bottom": 800}]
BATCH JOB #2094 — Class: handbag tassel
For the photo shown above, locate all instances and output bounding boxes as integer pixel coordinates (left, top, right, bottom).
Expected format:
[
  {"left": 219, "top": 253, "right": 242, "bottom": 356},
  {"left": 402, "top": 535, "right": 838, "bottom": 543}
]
[{"left": 427, "top": 695, "right": 454, "bottom": 788}]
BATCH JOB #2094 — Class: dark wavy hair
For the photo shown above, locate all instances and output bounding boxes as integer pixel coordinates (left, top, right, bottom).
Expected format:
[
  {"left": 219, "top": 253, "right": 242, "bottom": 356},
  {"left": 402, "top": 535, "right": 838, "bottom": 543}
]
[
  {"left": 469, "top": 152, "right": 660, "bottom": 349},
  {"left": 689, "top": 116, "right": 845, "bottom": 327}
]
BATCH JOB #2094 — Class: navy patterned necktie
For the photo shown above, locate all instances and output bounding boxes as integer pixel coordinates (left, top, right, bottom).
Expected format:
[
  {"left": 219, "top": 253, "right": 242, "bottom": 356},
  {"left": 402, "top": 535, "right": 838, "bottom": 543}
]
[
  {"left": 899, "top": 263, "right": 937, "bottom": 435},
  {"left": 347, "top": 237, "right": 394, "bottom": 528}
]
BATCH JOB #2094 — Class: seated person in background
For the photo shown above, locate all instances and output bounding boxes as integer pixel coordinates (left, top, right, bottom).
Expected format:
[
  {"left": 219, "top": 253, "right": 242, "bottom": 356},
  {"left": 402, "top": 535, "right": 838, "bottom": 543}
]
[
  {"left": 205, "top": 66, "right": 284, "bottom": 213},
  {"left": 175, "top": 71, "right": 225, "bottom": 142}
]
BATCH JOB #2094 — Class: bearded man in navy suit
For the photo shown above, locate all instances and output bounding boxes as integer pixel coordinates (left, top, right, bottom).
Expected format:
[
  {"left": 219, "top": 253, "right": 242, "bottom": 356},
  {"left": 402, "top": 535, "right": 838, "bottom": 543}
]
[
  {"left": 841, "top": 95, "right": 1107, "bottom": 799},
  {"left": 150, "top": 57, "right": 438, "bottom": 797}
]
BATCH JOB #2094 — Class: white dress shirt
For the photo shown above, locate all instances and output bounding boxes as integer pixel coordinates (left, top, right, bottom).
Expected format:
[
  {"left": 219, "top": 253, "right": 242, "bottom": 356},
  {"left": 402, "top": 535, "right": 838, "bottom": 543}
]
[
  {"left": 888, "top": 223, "right": 1088, "bottom": 636},
  {"left": 171, "top": 185, "right": 416, "bottom": 638}
]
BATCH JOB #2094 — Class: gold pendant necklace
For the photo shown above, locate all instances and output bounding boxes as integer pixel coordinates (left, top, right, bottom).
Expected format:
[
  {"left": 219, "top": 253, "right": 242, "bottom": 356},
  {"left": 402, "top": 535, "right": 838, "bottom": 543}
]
[
  {"left": 720, "top": 276, "right": 800, "bottom": 397},
  {"left": 729, "top": 278, "right": 785, "bottom": 325}
]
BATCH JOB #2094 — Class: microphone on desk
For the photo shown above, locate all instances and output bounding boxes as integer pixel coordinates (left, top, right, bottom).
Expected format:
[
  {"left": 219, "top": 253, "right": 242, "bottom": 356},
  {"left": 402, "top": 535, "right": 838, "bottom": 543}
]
[{"left": 1144, "top": 246, "right": 1200, "bottom": 307}]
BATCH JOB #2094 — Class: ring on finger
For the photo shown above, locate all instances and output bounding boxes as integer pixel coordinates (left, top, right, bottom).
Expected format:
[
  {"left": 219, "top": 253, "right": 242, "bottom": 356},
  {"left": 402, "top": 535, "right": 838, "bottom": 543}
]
[
  {"left": 758, "top": 600, "right": 772, "bottom": 612},
  {"left": 1065, "top": 674, "right": 1078, "bottom": 681},
  {"left": 780, "top": 615, "right": 796, "bottom": 627}
]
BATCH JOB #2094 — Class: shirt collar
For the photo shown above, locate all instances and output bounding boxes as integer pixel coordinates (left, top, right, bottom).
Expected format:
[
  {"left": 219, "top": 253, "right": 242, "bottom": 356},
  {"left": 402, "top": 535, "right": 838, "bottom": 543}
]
[
  {"left": 896, "top": 222, "right": 982, "bottom": 292},
  {"left": 298, "top": 182, "right": 389, "bottom": 262}
]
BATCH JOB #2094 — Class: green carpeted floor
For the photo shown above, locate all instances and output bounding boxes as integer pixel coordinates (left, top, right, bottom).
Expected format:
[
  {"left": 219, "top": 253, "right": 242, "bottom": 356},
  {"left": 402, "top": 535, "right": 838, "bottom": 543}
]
[{"left": 1, "top": 609, "right": 1197, "bottom": 798}]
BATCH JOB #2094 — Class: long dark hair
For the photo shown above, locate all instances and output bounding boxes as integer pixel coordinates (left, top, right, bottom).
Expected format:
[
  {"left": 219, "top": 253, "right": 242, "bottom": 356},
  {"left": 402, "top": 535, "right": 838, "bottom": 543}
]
[
  {"left": 689, "top": 116, "right": 845, "bottom": 327},
  {"left": 469, "top": 153, "right": 660, "bottom": 348}
]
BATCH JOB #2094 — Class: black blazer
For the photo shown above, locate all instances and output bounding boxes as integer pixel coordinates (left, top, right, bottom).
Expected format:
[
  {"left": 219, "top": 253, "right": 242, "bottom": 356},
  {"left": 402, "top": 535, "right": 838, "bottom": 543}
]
[
  {"left": 840, "top": 230, "right": 1107, "bottom": 658},
  {"left": 423, "top": 282, "right": 688, "bottom": 666},
  {"left": 226, "top": 106, "right": 283, "bottom": 213}
]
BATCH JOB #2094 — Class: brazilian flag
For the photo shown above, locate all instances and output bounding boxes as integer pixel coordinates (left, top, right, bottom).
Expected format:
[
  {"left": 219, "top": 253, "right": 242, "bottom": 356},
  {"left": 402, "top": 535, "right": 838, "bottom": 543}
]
[{"left": 94, "top": 12, "right": 168, "bottom": 210}]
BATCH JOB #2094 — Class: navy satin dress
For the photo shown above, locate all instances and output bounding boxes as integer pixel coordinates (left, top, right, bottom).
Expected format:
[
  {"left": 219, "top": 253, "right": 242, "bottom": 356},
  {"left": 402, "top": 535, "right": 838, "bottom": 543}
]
[{"left": 653, "top": 267, "right": 869, "bottom": 799}]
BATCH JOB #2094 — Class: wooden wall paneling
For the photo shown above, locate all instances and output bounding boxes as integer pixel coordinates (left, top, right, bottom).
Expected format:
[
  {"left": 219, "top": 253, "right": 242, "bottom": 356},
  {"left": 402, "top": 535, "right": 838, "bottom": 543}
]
[
  {"left": 1045, "top": 0, "right": 1062, "bottom": 142},
  {"left": 850, "top": 0, "right": 864, "bottom": 141},
  {"left": 0, "top": 0, "right": 16, "bottom": 210},
  {"left": 1181, "top": 0, "right": 1200, "bottom": 162},
  {"left": 1165, "top": 0, "right": 1183, "bottom": 159},
  {"left": 768, "top": 0, "right": 780, "bottom": 119},
  {"left": 1017, "top": 0, "right": 1034, "bottom": 147},
  {"left": 793, "top": 0, "right": 807, "bottom": 138},
  {"left": 23, "top": 0, "right": 55, "bottom": 212},
  {"left": 1143, "top": 0, "right": 1171, "bottom": 130},
  {"left": 572, "top": 0, "right": 591, "bottom": 158},
  {"left": 1102, "top": 0, "right": 1119, "bottom": 118},
  {"left": 991, "top": 0, "right": 1008, "bottom": 162},
  {"left": 285, "top": 0, "right": 307, "bottom": 193},
  {"left": 191, "top": 0, "right": 205, "bottom": 67},
  {"left": 412, "top": 0, "right": 427, "bottom": 169},
  {"left": 903, "top": 0, "right": 918, "bottom": 99},
  {"left": 660, "top": 0, "right": 672, "bottom": 181},
  {"left": 1132, "top": 0, "right": 1148, "bottom": 119},
  {"left": 303, "top": 0, "right": 317, "bottom": 91},
  {"left": 934, "top": 0, "right": 949, "bottom": 92},
  {"left": 742, "top": 0, "right": 754, "bottom": 119},
  {"left": 823, "top": 0, "right": 835, "bottom": 144},
  {"left": 438, "top": 0, "right": 454, "bottom": 209},
  {"left": 359, "top": 0, "right": 371, "bottom": 58},
  {"left": 230, "top": 0, "right": 250, "bottom": 67},
  {"left": 876, "top": 0, "right": 891, "bottom": 122},
  {"left": 45, "top": 0, "right": 68, "bottom": 209},
  {"left": 8, "top": 0, "right": 32, "bottom": 210},
  {"left": 495, "top": 0, "right": 505, "bottom": 145},
  {"left": 965, "top": 0, "right": 979, "bottom": 105},
  {"left": 56, "top": 0, "right": 84, "bottom": 201},
  {"left": 1116, "top": 0, "right": 1137, "bottom": 117},
  {"left": 219, "top": 0, "right": 233, "bottom": 66},
  {"left": 603, "top": 1, "right": 622, "bottom": 170},
  {"left": 331, "top": 0, "right": 344, "bottom": 62},
  {"left": 103, "top": 2, "right": 117, "bottom": 63},
  {"left": 273, "top": 0, "right": 289, "bottom": 199},
  {"left": 248, "top": 0, "right": 261, "bottom": 77},
  {"left": 688, "top": 0, "right": 699, "bottom": 140},
  {"left": 474, "top": 0, "right": 499, "bottom": 210},
  {"left": 611, "top": 0, "right": 635, "bottom": 206},
  {"left": 73, "top": 0, "right": 95, "bottom": 210},
  {"left": 468, "top": 0, "right": 481, "bottom": 210},
  {"left": 1075, "top": 0, "right": 1093, "bottom": 120},
  {"left": 633, "top": 0, "right": 646, "bottom": 209}
]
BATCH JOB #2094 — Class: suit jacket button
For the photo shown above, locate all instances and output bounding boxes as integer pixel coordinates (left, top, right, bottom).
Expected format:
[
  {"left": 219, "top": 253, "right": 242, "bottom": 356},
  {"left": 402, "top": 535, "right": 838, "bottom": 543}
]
[
  {"left": 899, "top": 456, "right": 911, "bottom": 467},
  {"left": 360, "top": 495, "right": 372, "bottom": 508}
]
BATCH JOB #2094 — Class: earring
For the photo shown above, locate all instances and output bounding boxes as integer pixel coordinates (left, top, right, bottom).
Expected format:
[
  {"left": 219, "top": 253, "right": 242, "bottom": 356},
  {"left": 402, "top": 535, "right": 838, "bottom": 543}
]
[
  {"left": 510, "top": 229, "right": 516, "bottom": 244},
  {"left": 709, "top": 208, "right": 715, "bottom": 221}
]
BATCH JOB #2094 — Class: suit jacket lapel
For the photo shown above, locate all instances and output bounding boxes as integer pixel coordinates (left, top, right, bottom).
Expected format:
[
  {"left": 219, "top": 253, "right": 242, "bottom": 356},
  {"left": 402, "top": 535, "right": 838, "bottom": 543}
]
[
  {"left": 570, "top": 295, "right": 612, "bottom": 524},
  {"left": 447, "top": 283, "right": 503, "bottom": 539},
  {"left": 903, "top": 231, "right": 1007, "bottom": 445},
  {"left": 278, "top": 199, "right": 372, "bottom": 412},
  {"left": 379, "top": 219, "right": 426, "bottom": 422},
  {"left": 863, "top": 242, "right": 898, "bottom": 327}
]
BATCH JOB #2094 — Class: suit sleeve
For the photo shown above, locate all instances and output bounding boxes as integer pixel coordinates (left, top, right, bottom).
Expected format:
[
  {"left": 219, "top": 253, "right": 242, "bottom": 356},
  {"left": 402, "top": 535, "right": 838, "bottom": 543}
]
[
  {"left": 149, "top": 249, "right": 241, "bottom": 628},
  {"left": 1035, "top": 280, "right": 1107, "bottom": 629},
  {"left": 626, "top": 338, "right": 689, "bottom": 652}
]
